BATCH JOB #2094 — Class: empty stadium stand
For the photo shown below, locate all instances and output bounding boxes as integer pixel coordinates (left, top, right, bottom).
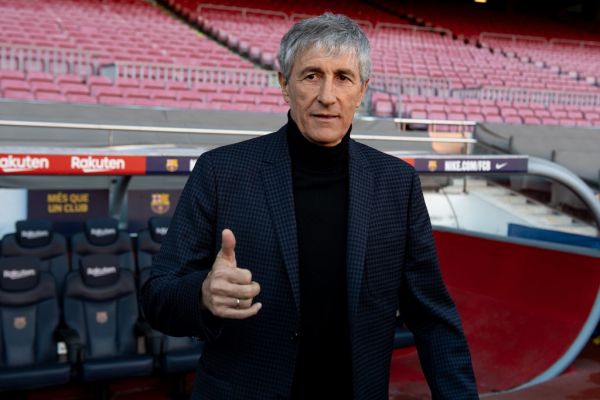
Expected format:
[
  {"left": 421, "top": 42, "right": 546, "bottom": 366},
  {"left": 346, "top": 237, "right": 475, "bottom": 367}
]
[
  {"left": 479, "top": 34, "right": 600, "bottom": 86},
  {"left": 0, "top": 0, "right": 292, "bottom": 112},
  {"left": 165, "top": 0, "right": 600, "bottom": 126},
  {"left": 1, "top": 0, "right": 600, "bottom": 126},
  {"left": 374, "top": 0, "right": 600, "bottom": 41}
]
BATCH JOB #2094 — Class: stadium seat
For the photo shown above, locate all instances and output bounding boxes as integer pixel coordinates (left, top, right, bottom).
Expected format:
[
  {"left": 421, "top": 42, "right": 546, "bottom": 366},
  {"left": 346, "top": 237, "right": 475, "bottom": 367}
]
[
  {"left": 31, "top": 81, "right": 62, "bottom": 95},
  {"left": 0, "top": 262, "right": 70, "bottom": 391},
  {"left": 1, "top": 219, "right": 69, "bottom": 296},
  {"left": 373, "top": 100, "right": 395, "bottom": 117},
  {"left": 62, "top": 254, "right": 156, "bottom": 382},
  {"left": 136, "top": 217, "right": 203, "bottom": 374},
  {"left": 136, "top": 216, "right": 171, "bottom": 287},
  {"left": 160, "top": 336, "right": 204, "bottom": 374},
  {"left": 70, "top": 217, "right": 135, "bottom": 274}
]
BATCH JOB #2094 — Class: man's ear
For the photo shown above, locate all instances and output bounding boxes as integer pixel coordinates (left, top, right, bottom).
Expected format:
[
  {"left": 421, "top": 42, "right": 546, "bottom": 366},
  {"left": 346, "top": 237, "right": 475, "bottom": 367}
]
[
  {"left": 357, "top": 79, "right": 369, "bottom": 108},
  {"left": 278, "top": 72, "right": 290, "bottom": 104}
]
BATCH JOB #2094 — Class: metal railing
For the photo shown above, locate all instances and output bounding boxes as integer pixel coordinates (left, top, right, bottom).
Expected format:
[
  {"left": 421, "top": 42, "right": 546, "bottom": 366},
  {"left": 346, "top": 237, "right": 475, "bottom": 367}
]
[
  {"left": 197, "top": 3, "right": 288, "bottom": 20},
  {"left": 479, "top": 32, "right": 548, "bottom": 46},
  {"left": 0, "top": 119, "right": 476, "bottom": 145},
  {"left": 0, "top": 43, "right": 97, "bottom": 77},
  {"left": 374, "top": 22, "right": 452, "bottom": 37},
  {"left": 100, "top": 62, "right": 280, "bottom": 87},
  {"left": 99, "top": 61, "right": 452, "bottom": 97},
  {"left": 370, "top": 74, "right": 451, "bottom": 97},
  {"left": 454, "top": 86, "right": 600, "bottom": 107},
  {"left": 549, "top": 38, "right": 600, "bottom": 50},
  {"left": 480, "top": 32, "right": 600, "bottom": 51}
]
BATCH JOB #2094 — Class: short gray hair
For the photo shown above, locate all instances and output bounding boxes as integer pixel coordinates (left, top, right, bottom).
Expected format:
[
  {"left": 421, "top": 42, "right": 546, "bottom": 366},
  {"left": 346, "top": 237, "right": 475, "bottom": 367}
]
[{"left": 278, "top": 13, "right": 371, "bottom": 83}]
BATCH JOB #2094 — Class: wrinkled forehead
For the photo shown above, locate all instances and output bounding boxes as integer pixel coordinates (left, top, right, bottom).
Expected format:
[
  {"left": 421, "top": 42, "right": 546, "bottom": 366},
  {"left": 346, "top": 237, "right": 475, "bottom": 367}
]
[{"left": 292, "top": 43, "right": 360, "bottom": 73}]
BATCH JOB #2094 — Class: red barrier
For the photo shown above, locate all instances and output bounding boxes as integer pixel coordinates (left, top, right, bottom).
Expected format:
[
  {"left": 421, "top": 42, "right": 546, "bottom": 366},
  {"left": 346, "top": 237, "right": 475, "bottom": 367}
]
[{"left": 390, "top": 229, "right": 600, "bottom": 396}]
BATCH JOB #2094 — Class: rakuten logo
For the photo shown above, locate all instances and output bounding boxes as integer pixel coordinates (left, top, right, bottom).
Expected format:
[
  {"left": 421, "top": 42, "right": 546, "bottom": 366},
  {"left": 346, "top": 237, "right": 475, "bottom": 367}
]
[
  {"left": 21, "top": 230, "right": 50, "bottom": 240},
  {"left": 86, "top": 266, "right": 117, "bottom": 277},
  {"left": 3, "top": 269, "right": 36, "bottom": 280},
  {"left": 71, "top": 156, "right": 125, "bottom": 173},
  {"left": 0, "top": 155, "right": 50, "bottom": 173},
  {"left": 90, "top": 228, "right": 116, "bottom": 237},
  {"left": 155, "top": 227, "right": 168, "bottom": 236}
]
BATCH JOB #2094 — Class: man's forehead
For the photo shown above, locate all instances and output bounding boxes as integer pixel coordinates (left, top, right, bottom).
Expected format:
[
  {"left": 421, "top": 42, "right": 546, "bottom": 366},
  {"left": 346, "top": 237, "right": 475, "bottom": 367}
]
[{"left": 293, "top": 45, "right": 360, "bottom": 74}]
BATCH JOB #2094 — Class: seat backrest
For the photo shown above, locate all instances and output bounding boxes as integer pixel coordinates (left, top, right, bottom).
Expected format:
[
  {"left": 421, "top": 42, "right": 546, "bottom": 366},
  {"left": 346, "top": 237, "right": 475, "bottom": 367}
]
[
  {"left": 63, "top": 254, "right": 139, "bottom": 359},
  {"left": 1, "top": 219, "right": 69, "bottom": 296},
  {"left": 70, "top": 217, "right": 135, "bottom": 273},
  {"left": 136, "top": 217, "right": 170, "bottom": 286},
  {"left": 0, "top": 258, "right": 60, "bottom": 368}
]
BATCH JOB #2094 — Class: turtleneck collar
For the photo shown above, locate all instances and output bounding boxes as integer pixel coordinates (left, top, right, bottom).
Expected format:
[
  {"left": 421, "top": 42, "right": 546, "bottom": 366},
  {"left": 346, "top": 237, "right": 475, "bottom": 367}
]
[{"left": 286, "top": 112, "right": 350, "bottom": 173}]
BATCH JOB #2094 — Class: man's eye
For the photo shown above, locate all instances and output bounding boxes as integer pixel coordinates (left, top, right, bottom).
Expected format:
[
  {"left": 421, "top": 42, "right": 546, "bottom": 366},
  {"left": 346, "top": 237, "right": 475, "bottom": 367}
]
[{"left": 305, "top": 74, "right": 317, "bottom": 80}]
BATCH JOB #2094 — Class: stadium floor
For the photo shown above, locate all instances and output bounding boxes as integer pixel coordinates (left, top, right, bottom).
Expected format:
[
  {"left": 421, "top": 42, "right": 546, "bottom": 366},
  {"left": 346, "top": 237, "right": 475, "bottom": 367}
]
[
  {"left": 12, "top": 340, "right": 599, "bottom": 399},
  {"left": 389, "top": 341, "right": 600, "bottom": 399},
  {"left": 483, "top": 341, "right": 600, "bottom": 400}
]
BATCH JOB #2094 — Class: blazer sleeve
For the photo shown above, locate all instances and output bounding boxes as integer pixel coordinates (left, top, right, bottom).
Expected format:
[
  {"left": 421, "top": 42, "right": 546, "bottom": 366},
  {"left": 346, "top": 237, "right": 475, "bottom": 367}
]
[
  {"left": 141, "top": 153, "right": 223, "bottom": 341},
  {"left": 398, "top": 169, "right": 478, "bottom": 399}
]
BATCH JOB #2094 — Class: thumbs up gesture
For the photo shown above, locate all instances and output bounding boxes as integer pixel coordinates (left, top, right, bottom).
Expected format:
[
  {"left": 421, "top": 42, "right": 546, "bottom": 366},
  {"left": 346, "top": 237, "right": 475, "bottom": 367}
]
[{"left": 201, "top": 229, "right": 262, "bottom": 319}]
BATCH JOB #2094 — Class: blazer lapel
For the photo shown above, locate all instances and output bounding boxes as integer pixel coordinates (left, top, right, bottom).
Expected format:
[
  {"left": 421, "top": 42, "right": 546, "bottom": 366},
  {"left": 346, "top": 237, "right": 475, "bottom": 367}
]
[
  {"left": 261, "top": 127, "right": 301, "bottom": 315},
  {"left": 347, "top": 140, "right": 372, "bottom": 319}
]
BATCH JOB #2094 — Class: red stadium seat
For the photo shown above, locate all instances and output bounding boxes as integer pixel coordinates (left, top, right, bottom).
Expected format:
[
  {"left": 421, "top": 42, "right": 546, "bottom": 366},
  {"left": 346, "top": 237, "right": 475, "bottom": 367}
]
[{"left": 373, "top": 100, "right": 395, "bottom": 117}]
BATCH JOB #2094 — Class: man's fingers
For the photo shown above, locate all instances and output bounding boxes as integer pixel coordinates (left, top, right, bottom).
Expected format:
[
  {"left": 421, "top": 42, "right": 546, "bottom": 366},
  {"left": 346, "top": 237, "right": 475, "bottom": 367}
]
[
  {"left": 211, "top": 295, "right": 254, "bottom": 310},
  {"left": 208, "top": 279, "right": 261, "bottom": 299},
  {"left": 219, "top": 229, "right": 236, "bottom": 264},
  {"left": 220, "top": 302, "right": 262, "bottom": 319},
  {"left": 211, "top": 265, "right": 253, "bottom": 285}
]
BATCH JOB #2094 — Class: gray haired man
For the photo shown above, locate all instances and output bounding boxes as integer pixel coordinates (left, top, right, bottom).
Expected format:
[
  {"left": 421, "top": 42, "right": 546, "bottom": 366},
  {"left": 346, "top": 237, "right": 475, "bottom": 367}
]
[{"left": 142, "top": 13, "right": 478, "bottom": 400}]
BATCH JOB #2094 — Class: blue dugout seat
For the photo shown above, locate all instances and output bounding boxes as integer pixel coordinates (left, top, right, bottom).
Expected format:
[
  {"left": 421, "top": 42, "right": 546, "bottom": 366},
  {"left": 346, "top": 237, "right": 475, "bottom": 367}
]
[
  {"left": 63, "top": 254, "right": 155, "bottom": 382},
  {"left": 137, "top": 217, "right": 204, "bottom": 374},
  {"left": 70, "top": 217, "right": 135, "bottom": 273},
  {"left": 1, "top": 219, "right": 69, "bottom": 296},
  {"left": 0, "top": 257, "right": 70, "bottom": 391}
]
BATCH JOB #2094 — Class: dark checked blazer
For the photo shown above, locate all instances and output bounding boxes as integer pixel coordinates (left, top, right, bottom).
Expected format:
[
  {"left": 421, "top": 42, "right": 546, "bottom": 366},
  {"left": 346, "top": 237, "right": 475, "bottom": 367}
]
[{"left": 141, "top": 123, "right": 478, "bottom": 400}]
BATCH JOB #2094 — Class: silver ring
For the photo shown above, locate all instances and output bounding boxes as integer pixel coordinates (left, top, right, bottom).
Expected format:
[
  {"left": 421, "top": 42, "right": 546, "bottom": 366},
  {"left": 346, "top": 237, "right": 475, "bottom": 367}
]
[{"left": 235, "top": 298, "right": 240, "bottom": 309}]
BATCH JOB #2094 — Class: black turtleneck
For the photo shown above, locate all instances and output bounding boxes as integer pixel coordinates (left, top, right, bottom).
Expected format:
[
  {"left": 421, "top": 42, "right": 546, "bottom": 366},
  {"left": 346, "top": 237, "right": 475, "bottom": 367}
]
[{"left": 287, "top": 115, "right": 353, "bottom": 400}]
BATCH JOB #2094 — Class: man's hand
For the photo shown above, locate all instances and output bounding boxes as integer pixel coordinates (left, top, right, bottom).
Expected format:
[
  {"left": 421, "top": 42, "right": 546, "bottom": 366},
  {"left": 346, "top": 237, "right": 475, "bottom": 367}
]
[{"left": 201, "top": 229, "right": 262, "bottom": 319}]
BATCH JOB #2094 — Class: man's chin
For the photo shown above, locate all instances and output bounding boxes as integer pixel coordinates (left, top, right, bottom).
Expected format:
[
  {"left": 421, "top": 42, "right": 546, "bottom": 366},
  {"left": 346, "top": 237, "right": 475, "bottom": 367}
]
[{"left": 310, "top": 130, "right": 346, "bottom": 147}]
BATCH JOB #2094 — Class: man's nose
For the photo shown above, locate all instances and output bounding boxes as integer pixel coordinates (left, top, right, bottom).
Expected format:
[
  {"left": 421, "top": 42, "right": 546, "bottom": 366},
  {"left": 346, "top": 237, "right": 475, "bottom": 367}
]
[{"left": 317, "top": 78, "right": 336, "bottom": 106}]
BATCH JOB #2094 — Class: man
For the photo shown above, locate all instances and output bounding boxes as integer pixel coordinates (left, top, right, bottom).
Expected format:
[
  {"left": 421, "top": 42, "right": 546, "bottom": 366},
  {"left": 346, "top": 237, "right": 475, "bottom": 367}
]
[{"left": 142, "top": 13, "right": 478, "bottom": 400}]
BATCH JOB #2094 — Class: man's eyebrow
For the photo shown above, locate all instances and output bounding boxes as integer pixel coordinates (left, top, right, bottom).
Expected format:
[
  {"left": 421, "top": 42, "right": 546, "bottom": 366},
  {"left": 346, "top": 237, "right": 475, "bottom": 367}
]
[
  {"left": 297, "top": 66, "right": 323, "bottom": 76},
  {"left": 297, "top": 66, "right": 358, "bottom": 77},
  {"left": 335, "top": 68, "right": 358, "bottom": 77}
]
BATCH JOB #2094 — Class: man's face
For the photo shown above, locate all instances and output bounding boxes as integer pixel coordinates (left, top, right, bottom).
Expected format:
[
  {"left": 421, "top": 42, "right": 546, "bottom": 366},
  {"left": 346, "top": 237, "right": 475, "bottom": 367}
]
[{"left": 279, "top": 46, "right": 369, "bottom": 147}]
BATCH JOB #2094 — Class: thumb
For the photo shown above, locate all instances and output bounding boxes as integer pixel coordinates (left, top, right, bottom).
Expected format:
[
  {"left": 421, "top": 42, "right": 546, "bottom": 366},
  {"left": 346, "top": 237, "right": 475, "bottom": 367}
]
[{"left": 219, "top": 229, "right": 236, "bottom": 265}]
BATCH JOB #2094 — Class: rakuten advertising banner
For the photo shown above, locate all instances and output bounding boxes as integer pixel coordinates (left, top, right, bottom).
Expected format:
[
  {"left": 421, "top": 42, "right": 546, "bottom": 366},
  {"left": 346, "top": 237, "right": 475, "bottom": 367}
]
[{"left": 0, "top": 154, "right": 146, "bottom": 175}]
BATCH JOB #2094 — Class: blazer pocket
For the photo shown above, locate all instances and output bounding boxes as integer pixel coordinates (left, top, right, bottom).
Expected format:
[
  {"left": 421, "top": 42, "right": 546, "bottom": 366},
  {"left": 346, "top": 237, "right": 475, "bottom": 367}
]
[{"left": 193, "top": 367, "right": 235, "bottom": 400}]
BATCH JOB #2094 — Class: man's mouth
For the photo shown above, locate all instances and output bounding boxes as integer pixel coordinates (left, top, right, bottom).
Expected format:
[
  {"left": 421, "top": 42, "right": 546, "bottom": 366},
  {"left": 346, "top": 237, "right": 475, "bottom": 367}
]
[{"left": 312, "top": 114, "right": 339, "bottom": 120}]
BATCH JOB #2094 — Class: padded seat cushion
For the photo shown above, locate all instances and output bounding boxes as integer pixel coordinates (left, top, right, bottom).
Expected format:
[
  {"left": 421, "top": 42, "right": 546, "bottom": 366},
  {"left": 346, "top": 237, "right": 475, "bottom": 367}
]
[
  {"left": 81, "top": 354, "right": 153, "bottom": 381},
  {"left": 0, "top": 360, "right": 70, "bottom": 390},
  {"left": 162, "top": 347, "right": 203, "bottom": 374}
]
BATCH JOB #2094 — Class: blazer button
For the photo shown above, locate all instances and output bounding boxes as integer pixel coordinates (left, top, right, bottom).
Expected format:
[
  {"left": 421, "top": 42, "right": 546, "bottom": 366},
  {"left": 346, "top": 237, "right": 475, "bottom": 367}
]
[{"left": 290, "top": 331, "right": 300, "bottom": 341}]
